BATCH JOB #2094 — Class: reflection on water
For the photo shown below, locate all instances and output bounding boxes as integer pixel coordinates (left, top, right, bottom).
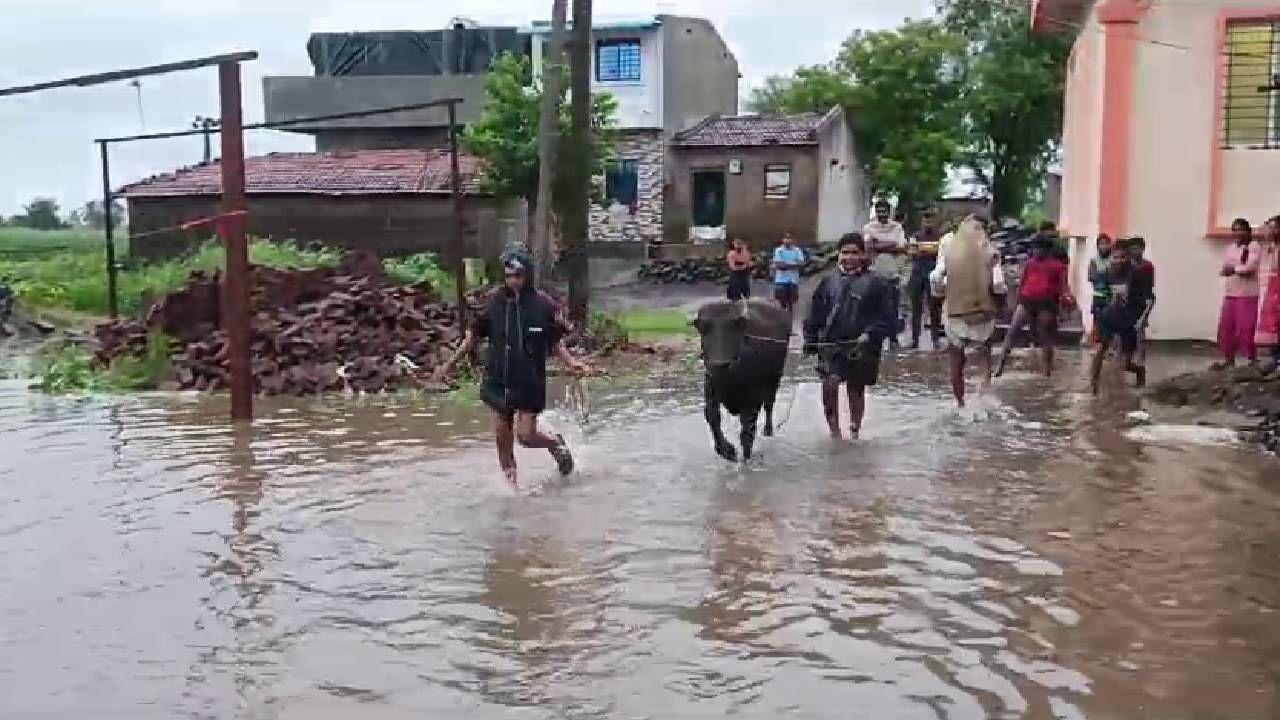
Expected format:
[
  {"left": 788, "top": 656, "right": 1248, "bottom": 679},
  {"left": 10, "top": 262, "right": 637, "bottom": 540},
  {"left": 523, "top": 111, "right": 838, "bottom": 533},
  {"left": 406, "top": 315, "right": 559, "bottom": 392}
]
[{"left": 1, "top": 350, "right": 1278, "bottom": 719}]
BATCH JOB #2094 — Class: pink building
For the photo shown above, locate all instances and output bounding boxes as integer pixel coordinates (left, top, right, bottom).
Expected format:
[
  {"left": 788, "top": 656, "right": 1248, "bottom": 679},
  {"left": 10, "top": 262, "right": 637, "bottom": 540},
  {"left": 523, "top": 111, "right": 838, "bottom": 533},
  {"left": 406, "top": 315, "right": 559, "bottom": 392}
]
[{"left": 1038, "top": 0, "right": 1280, "bottom": 339}]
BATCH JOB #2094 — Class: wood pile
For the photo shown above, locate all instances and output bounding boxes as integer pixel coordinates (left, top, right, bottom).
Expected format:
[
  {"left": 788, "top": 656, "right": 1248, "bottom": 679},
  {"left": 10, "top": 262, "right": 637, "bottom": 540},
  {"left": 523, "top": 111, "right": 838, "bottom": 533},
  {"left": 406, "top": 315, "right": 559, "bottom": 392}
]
[
  {"left": 92, "top": 251, "right": 486, "bottom": 395},
  {"left": 637, "top": 247, "right": 838, "bottom": 284}
]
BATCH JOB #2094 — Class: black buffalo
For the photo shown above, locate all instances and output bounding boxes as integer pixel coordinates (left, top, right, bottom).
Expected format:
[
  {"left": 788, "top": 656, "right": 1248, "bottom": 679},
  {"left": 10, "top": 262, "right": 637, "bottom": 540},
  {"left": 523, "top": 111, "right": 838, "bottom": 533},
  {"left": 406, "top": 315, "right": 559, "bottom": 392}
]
[{"left": 693, "top": 300, "right": 791, "bottom": 462}]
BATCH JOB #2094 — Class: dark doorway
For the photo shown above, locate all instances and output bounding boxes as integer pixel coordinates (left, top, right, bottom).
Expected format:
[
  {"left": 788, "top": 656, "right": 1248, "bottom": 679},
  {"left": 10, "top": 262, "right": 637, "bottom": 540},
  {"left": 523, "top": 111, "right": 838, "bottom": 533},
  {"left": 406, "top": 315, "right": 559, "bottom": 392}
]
[{"left": 691, "top": 170, "right": 725, "bottom": 227}]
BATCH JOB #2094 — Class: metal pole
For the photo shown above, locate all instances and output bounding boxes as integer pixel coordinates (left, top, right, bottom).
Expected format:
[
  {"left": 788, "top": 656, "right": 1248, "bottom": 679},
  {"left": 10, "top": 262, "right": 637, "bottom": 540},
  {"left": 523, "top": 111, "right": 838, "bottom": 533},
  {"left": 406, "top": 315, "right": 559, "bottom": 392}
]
[
  {"left": 98, "top": 141, "right": 119, "bottom": 319},
  {"left": 448, "top": 102, "right": 468, "bottom": 328},
  {"left": 218, "top": 61, "right": 252, "bottom": 423}
]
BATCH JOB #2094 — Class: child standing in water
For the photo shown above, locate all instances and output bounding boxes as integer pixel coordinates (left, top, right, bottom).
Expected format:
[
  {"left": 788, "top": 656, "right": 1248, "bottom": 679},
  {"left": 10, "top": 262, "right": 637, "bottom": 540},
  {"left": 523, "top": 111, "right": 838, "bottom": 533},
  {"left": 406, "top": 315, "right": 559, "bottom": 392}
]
[{"left": 726, "top": 238, "right": 753, "bottom": 302}]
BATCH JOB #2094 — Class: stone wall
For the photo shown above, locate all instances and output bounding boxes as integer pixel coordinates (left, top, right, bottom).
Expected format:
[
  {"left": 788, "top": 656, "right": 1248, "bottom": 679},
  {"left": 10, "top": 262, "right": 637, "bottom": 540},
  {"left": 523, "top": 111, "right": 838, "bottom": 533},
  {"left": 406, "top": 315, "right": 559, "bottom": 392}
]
[{"left": 590, "top": 129, "right": 664, "bottom": 245}]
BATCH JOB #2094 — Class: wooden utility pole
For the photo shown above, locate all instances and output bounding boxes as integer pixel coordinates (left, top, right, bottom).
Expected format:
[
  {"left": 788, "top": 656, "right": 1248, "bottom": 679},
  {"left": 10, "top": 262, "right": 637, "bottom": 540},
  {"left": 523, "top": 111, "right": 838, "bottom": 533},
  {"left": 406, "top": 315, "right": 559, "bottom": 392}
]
[
  {"left": 564, "top": 0, "right": 593, "bottom": 324},
  {"left": 532, "top": 0, "right": 568, "bottom": 285},
  {"left": 218, "top": 61, "right": 252, "bottom": 423}
]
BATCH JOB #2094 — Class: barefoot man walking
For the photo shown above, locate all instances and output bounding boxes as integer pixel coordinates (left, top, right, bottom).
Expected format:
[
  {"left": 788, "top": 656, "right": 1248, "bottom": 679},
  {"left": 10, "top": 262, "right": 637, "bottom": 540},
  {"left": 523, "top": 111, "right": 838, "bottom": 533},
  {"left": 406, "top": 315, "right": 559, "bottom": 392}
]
[{"left": 930, "top": 216, "right": 1006, "bottom": 408}]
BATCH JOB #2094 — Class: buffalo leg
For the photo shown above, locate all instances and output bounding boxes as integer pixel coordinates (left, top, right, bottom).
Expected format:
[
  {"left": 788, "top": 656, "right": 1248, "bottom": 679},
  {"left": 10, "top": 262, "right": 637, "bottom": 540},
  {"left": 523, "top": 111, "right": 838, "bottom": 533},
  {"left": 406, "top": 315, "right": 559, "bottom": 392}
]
[
  {"left": 704, "top": 382, "right": 737, "bottom": 462},
  {"left": 762, "top": 377, "right": 780, "bottom": 437},
  {"left": 740, "top": 407, "right": 760, "bottom": 461}
]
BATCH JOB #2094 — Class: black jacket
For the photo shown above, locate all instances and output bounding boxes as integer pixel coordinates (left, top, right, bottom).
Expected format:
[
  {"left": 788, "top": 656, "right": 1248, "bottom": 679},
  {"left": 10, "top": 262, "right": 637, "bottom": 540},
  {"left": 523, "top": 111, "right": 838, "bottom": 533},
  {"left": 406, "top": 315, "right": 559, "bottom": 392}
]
[{"left": 803, "top": 269, "right": 896, "bottom": 349}]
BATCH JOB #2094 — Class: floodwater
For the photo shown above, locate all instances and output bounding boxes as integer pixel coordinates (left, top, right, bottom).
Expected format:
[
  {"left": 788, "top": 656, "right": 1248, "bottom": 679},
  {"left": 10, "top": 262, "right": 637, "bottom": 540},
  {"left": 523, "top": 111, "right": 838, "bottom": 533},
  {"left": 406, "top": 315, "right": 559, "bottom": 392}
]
[{"left": 2, "top": 349, "right": 1279, "bottom": 720}]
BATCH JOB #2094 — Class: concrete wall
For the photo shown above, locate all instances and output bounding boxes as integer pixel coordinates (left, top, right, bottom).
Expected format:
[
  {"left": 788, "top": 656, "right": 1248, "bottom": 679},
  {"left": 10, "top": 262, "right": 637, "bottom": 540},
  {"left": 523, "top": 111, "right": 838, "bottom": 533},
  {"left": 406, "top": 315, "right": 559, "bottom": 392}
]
[
  {"left": 660, "top": 16, "right": 740, "bottom": 134},
  {"left": 815, "top": 109, "right": 869, "bottom": 243},
  {"left": 126, "top": 194, "right": 503, "bottom": 265},
  {"left": 532, "top": 27, "right": 664, "bottom": 130},
  {"left": 666, "top": 145, "right": 820, "bottom": 249},
  {"left": 314, "top": 128, "right": 452, "bottom": 152},
  {"left": 1060, "top": 14, "right": 1106, "bottom": 329},
  {"left": 262, "top": 75, "right": 489, "bottom": 131},
  {"left": 590, "top": 130, "right": 664, "bottom": 243},
  {"left": 1124, "top": 0, "right": 1279, "bottom": 340}
]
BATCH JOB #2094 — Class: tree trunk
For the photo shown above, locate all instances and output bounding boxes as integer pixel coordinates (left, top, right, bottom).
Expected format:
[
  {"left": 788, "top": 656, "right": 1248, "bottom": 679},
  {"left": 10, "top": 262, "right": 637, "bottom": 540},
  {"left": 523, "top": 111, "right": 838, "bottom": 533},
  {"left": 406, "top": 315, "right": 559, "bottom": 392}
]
[
  {"left": 532, "top": 0, "right": 567, "bottom": 285},
  {"left": 563, "top": 0, "right": 593, "bottom": 324}
]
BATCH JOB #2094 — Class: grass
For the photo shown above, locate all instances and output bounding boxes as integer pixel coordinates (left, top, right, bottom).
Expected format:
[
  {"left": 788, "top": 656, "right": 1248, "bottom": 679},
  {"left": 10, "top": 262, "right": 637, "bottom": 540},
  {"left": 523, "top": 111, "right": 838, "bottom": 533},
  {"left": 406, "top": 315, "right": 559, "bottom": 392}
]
[
  {"left": 616, "top": 308, "right": 695, "bottom": 338},
  {"left": 0, "top": 227, "right": 115, "bottom": 259},
  {"left": 30, "top": 331, "right": 176, "bottom": 393}
]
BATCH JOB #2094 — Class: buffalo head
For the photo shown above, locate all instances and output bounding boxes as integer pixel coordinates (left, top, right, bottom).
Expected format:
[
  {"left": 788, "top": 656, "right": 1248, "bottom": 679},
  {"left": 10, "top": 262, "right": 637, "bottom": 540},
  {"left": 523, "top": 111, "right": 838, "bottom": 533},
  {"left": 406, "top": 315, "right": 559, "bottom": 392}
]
[{"left": 693, "top": 301, "right": 751, "bottom": 372}]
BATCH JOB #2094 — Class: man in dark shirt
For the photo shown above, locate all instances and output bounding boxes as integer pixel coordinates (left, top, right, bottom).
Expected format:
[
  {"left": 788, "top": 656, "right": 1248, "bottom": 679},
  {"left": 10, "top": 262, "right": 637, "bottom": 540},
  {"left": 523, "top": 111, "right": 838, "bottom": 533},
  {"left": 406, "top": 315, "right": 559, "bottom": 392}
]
[
  {"left": 436, "top": 248, "right": 589, "bottom": 486},
  {"left": 803, "top": 233, "right": 896, "bottom": 439},
  {"left": 906, "top": 208, "right": 944, "bottom": 349},
  {"left": 1091, "top": 236, "right": 1156, "bottom": 394}
]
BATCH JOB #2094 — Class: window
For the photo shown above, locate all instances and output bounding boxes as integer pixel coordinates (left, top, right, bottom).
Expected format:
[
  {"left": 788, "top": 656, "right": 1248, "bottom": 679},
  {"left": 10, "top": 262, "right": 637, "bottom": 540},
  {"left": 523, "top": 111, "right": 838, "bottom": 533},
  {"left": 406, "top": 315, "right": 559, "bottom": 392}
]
[
  {"left": 605, "top": 160, "right": 639, "bottom": 206},
  {"left": 596, "top": 39, "right": 642, "bottom": 82},
  {"left": 764, "top": 164, "right": 792, "bottom": 199},
  {"left": 1223, "top": 19, "right": 1280, "bottom": 148}
]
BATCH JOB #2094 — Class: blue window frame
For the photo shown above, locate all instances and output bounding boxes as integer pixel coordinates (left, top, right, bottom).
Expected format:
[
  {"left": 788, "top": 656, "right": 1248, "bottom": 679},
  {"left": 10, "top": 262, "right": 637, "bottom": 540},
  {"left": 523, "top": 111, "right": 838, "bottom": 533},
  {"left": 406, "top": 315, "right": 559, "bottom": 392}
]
[{"left": 596, "top": 38, "right": 641, "bottom": 82}]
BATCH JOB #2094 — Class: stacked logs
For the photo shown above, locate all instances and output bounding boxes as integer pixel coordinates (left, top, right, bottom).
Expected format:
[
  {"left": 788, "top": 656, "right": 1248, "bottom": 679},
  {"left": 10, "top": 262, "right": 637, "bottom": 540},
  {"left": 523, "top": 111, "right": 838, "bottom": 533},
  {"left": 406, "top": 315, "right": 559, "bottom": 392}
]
[
  {"left": 92, "top": 251, "right": 488, "bottom": 395},
  {"left": 637, "top": 247, "right": 838, "bottom": 284}
]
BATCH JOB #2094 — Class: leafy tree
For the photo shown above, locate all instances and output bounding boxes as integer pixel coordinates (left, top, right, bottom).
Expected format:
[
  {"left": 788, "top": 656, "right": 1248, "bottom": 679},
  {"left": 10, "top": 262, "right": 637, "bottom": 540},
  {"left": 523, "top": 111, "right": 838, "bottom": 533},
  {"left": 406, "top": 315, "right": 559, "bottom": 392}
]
[
  {"left": 68, "top": 199, "right": 124, "bottom": 230},
  {"left": 11, "top": 198, "right": 68, "bottom": 230},
  {"left": 747, "top": 66, "right": 853, "bottom": 115},
  {"left": 940, "top": 0, "right": 1073, "bottom": 219},
  {"left": 462, "top": 53, "right": 618, "bottom": 213},
  {"left": 836, "top": 20, "right": 965, "bottom": 222}
]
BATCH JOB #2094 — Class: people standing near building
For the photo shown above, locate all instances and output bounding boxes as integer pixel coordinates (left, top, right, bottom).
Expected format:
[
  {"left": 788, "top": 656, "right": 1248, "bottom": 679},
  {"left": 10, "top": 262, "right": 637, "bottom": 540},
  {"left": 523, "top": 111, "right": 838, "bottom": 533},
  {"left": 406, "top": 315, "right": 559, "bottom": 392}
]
[
  {"left": 726, "top": 237, "right": 753, "bottom": 302},
  {"left": 863, "top": 200, "right": 907, "bottom": 348},
  {"left": 434, "top": 248, "right": 590, "bottom": 487},
  {"left": 1091, "top": 237, "right": 1156, "bottom": 393},
  {"left": 995, "top": 232, "right": 1072, "bottom": 377},
  {"left": 1254, "top": 216, "right": 1280, "bottom": 371},
  {"left": 929, "top": 216, "right": 1006, "bottom": 408},
  {"left": 1088, "top": 234, "right": 1114, "bottom": 344},
  {"left": 803, "top": 233, "right": 896, "bottom": 439},
  {"left": 771, "top": 231, "right": 806, "bottom": 312},
  {"left": 906, "top": 208, "right": 944, "bottom": 349},
  {"left": 1215, "top": 218, "right": 1262, "bottom": 368}
]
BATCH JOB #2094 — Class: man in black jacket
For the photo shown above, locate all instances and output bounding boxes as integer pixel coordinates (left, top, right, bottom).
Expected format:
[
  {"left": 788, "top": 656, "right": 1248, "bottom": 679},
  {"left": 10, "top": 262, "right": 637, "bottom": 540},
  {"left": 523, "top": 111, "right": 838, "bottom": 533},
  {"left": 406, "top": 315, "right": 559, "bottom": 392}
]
[
  {"left": 803, "top": 233, "right": 896, "bottom": 439},
  {"left": 436, "top": 249, "right": 589, "bottom": 486}
]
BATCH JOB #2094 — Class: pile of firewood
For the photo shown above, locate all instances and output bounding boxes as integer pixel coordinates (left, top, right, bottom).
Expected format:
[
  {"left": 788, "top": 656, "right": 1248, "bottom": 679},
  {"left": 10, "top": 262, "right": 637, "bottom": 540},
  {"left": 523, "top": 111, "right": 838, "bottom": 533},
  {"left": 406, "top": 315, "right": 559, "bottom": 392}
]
[
  {"left": 92, "top": 251, "right": 487, "bottom": 395},
  {"left": 637, "top": 247, "right": 838, "bottom": 284}
]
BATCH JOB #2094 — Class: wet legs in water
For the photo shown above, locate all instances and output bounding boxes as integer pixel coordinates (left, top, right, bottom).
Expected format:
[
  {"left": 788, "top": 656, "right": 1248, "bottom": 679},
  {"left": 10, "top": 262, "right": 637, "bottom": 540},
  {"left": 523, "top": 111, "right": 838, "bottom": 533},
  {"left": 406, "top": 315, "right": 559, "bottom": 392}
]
[
  {"left": 948, "top": 343, "right": 992, "bottom": 408},
  {"left": 995, "top": 304, "right": 1028, "bottom": 377},
  {"left": 996, "top": 305, "right": 1055, "bottom": 377},
  {"left": 822, "top": 376, "right": 866, "bottom": 439},
  {"left": 704, "top": 383, "right": 737, "bottom": 462},
  {"left": 494, "top": 410, "right": 570, "bottom": 485},
  {"left": 908, "top": 278, "right": 943, "bottom": 348}
]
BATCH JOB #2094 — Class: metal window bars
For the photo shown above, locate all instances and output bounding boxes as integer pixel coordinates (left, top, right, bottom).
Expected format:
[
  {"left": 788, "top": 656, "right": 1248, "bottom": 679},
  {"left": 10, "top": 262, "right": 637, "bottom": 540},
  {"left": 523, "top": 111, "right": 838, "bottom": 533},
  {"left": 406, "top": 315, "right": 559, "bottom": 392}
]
[{"left": 1222, "top": 20, "right": 1280, "bottom": 149}]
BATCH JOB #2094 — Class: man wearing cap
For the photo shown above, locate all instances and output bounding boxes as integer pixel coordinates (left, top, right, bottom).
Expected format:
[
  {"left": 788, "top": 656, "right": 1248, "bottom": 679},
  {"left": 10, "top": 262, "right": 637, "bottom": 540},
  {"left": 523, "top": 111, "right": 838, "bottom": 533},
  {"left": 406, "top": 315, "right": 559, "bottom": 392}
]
[
  {"left": 435, "top": 247, "right": 589, "bottom": 487},
  {"left": 863, "top": 200, "right": 907, "bottom": 347}
]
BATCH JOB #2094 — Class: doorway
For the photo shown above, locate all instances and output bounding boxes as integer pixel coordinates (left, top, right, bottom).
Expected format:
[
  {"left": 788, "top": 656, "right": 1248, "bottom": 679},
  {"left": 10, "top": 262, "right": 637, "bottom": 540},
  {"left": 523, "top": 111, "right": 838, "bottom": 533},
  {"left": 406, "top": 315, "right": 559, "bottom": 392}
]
[{"left": 691, "top": 170, "right": 726, "bottom": 227}]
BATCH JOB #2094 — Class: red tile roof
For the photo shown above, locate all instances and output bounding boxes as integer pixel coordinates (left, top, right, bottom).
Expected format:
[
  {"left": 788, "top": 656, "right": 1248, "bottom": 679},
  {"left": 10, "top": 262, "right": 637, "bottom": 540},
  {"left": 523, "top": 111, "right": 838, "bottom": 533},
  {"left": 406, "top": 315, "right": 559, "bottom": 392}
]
[
  {"left": 672, "top": 113, "right": 823, "bottom": 147},
  {"left": 120, "top": 149, "right": 485, "bottom": 198}
]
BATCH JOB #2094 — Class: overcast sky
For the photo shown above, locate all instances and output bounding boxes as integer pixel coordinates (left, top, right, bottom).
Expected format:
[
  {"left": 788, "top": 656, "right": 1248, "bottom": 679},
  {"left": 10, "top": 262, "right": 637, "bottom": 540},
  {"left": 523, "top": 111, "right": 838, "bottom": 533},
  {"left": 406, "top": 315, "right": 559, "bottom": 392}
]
[{"left": 0, "top": 0, "right": 931, "bottom": 216}]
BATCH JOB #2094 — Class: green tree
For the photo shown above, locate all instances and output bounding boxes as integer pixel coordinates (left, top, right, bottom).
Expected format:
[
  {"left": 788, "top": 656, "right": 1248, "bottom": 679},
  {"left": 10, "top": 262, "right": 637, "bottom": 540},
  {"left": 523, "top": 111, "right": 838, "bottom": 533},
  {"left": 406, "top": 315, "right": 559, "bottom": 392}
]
[
  {"left": 746, "top": 67, "right": 854, "bottom": 115},
  {"left": 940, "top": 0, "right": 1073, "bottom": 219},
  {"left": 68, "top": 199, "right": 124, "bottom": 230},
  {"left": 12, "top": 197, "right": 68, "bottom": 230},
  {"left": 462, "top": 53, "right": 618, "bottom": 217},
  {"left": 836, "top": 20, "right": 965, "bottom": 222}
]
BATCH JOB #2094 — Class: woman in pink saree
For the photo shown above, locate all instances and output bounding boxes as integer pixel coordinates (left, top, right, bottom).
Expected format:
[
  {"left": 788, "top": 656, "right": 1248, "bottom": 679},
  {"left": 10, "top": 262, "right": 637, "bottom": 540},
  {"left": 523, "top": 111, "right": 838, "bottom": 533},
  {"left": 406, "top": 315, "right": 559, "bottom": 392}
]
[{"left": 1256, "top": 215, "right": 1280, "bottom": 369}]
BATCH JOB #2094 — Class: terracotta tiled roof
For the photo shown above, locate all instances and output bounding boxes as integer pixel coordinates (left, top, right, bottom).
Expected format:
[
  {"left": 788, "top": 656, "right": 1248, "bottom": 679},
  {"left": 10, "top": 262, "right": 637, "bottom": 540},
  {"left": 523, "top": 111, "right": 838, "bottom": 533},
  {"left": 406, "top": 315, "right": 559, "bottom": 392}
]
[
  {"left": 672, "top": 113, "right": 823, "bottom": 147},
  {"left": 120, "top": 149, "right": 485, "bottom": 198}
]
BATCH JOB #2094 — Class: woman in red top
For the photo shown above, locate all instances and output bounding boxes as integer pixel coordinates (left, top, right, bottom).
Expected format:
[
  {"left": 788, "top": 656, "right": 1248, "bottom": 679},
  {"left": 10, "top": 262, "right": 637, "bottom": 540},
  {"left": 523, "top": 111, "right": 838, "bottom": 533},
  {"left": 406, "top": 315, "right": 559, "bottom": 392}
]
[{"left": 996, "top": 235, "right": 1073, "bottom": 377}]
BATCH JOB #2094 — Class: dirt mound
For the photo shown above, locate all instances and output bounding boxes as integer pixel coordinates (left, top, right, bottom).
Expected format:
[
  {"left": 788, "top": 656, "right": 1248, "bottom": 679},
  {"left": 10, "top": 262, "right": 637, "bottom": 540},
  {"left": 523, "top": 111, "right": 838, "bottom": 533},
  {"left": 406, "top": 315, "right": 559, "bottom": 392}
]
[{"left": 1148, "top": 365, "right": 1280, "bottom": 453}]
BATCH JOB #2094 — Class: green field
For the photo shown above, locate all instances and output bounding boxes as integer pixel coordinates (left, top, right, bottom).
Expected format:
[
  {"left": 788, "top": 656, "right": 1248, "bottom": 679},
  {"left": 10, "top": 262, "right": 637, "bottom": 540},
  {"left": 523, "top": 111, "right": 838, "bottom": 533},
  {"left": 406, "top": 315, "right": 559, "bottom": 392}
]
[
  {"left": 0, "top": 227, "right": 115, "bottom": 259},
  {"left": 616, "top": 308, "right": 696, "bottom": 339}
]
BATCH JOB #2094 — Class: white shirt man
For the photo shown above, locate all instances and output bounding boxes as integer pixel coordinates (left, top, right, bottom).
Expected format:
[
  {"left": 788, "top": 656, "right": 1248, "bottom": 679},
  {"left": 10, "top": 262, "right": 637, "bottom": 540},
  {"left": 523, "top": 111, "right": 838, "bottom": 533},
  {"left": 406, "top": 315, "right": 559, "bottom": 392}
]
[{"left": 862, "top": 214, "right": 907, "bottom": 282}]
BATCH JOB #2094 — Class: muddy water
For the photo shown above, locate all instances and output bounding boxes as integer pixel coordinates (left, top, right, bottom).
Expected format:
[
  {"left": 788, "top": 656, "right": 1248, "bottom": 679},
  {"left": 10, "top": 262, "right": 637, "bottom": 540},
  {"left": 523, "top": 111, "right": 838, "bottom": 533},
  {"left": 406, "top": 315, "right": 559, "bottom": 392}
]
[{"left": 2, "top": 350, "right": 1278, "bottom": 720}]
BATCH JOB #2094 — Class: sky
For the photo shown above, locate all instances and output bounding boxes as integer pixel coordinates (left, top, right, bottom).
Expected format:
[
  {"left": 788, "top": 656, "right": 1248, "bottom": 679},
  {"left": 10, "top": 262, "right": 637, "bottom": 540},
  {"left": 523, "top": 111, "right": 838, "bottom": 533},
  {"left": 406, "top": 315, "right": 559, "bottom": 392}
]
[{"left": 0, "top": 0, "right": 933, "bottom": 216}]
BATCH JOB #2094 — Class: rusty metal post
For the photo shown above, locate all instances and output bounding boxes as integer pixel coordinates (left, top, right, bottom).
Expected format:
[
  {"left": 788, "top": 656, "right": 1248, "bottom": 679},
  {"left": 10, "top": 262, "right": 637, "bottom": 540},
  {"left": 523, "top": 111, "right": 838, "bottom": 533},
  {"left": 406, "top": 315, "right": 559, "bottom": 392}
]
[
  {"left": 218, "top": 61, "right": 252, "bottom": 422},
  {"left": 447, "top": 101, "right": 468, "bottom": 327},
  {"left": 97, "top": 141, "right": 119, "bottom": 318}
]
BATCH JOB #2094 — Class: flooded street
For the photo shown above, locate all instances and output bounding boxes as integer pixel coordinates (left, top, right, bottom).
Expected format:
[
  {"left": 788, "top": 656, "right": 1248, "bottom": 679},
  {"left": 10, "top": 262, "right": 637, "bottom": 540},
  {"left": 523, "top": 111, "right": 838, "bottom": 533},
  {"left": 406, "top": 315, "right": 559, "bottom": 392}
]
[{"left": 2, "top": 349, "right": 1279, "bottom": 720}]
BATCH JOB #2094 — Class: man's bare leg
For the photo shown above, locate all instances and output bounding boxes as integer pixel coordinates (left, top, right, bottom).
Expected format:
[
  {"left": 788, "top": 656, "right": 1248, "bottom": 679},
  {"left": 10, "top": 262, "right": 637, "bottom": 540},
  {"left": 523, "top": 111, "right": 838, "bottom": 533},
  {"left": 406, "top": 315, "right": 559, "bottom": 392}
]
[
  {"left": 975, "top": 343, "right": 993, "bottom": 393},
  {"left": 847, "top": 384, "right": 866, "bottom": 437},
  {"left": 516, "top": 411, "right": 574, "bottom": 475},
  {"left": 948, "top": 345, "right": 967, "bottom": 408},
  {"left": 1089, "top": 340, "right": 1108, "bottom": 395},
  {"left": 821, "top": 376, "right": 842, "bottom": 439},
  {"left": 995, "top": 304, "right": 1028, "bottom": 377},
  {"left": 1037, "top": 311, "right": 1056, "bottom": 377},
  {"left": 493, "top": 411, "right": 518, "bottom": 485}
]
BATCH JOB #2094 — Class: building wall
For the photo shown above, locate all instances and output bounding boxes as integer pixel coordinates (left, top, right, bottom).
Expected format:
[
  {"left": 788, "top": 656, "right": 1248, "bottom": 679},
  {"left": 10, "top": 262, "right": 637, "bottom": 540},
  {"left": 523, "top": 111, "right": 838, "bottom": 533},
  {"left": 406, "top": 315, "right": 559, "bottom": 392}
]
[
  {"left": 815, "top": 109, "right": 869, "bottom": 243},
  {"left": 314, "top": 128, "right": 452, "bottom": 152},
  {"left": 262, "top": 75, "right": 489, "bottom": 131},
  {"left": 532, "top": 27, "right": 664, "bottom": 130},
  {"left": 660, "top": 16, "right": 740, "bottom": 134},
  {"left": 1125, "top": 1, "right": 1280, "bottom": 340},
  {"left": 666, "top": 145, "right": 820, "bottom": 249},
  {"left": 1060, "top": 14, "right": 1106, "bottom": 324},
  {"left": 590, "top": 130, "right": 664, "bottom": 243},
  {"left": 126, "top": 194, "right": 503, "bottom": 264}
]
